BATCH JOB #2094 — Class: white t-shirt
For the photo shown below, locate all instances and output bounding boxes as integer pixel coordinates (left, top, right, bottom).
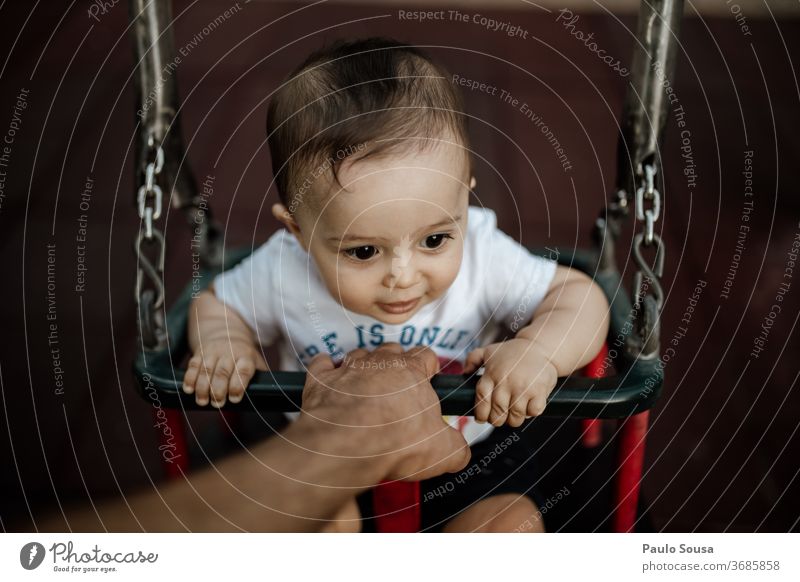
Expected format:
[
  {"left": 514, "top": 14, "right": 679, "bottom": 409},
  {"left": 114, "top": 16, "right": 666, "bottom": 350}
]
[{"left": 214, "top": 206, "right": 557, "bottom": 445}]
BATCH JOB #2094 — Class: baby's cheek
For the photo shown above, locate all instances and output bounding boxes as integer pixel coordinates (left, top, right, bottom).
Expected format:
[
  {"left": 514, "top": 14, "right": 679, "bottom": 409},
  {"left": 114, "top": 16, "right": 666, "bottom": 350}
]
[
  {"left": 335, "top": 271, "right": 374, "bottom": 310},
  {"left": 315, "top": 263, "right": 356, "bottom": 309},
  {"left": 431, "top": 259, "right": 461, "bottom": 295}
]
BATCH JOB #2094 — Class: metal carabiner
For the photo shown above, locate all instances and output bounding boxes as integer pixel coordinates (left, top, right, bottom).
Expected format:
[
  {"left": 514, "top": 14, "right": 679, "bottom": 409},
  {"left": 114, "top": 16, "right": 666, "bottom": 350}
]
[
  {"left": 134, "top": 229, "right": 166, "bottom": 309},
  {"left": 632, "top": 232, "right": 665, "bottom": 308}
]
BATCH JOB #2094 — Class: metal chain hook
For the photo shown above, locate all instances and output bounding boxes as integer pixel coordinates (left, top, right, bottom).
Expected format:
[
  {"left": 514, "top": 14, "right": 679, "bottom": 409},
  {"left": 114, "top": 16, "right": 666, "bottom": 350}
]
[
  {"left": 632, "top": 232, "right": 665, "bottom": 308},
  {"left": 134, "top": 229, "right": 166, "bottom": 310}
]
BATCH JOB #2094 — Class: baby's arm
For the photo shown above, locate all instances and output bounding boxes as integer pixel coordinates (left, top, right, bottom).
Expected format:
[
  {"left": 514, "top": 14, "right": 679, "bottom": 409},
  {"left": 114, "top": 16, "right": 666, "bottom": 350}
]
[
  {"left": 515, "top": 266, "right": 610, "bottom": 376},
  {"left": 183, "top": 286, "right": 268, "bottom": 408},
  {"left": 464, "top": 266, "right": 610, "bottom": 426}
]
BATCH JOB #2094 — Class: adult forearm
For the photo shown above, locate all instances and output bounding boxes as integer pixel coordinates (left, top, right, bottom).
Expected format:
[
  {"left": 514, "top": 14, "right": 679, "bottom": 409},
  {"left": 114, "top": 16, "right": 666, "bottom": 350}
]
[
  {"left": 233, "top": 419, "right": 391, "bottom": 531},
  {"left": 35, "top": 418, "right": 389, "bottom": 533},
  {"left": 517, "top": 280, "right": 609, "bottom": 375},
  {"left": 156, "top": 418, "right": 389, "bottom": 532}
]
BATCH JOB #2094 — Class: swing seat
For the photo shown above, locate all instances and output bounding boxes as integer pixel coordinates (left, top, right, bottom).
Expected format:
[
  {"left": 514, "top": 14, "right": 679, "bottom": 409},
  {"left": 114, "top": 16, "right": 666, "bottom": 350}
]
[
  {"left": 133, "top": 244, "right": 663, "bottom": 419},
  {"left": 128, "top": 0, "right": 681, "bottom": 533},
  {"left": 133, "top": 242, "right": 662, "bottom": 533}
]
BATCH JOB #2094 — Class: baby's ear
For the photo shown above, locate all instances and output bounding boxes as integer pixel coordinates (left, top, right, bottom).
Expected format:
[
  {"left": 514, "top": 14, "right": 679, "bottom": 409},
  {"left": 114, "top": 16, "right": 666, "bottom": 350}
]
[{"left": 271, "top": 203, "right": 308, "bottom": 250}]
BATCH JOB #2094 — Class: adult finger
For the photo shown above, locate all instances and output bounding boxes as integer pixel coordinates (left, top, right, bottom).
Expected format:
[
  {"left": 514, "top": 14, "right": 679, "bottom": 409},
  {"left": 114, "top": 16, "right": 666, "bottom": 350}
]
[
  {"left": 404, "top": 346, "right": 440, "bottom": 379},
  {"left": 425, "top": 425, "right": 471, "bottom": 477},
  {"left": 374, "top": 342, "right": 403, "bottom": 355},
  {"left": 341, "top": 348, "right": 369, "bottom": 369},
  {"left": 307, "top": 353, "right": 335, "bottom": 376},
  {"left": 398, "top": 424, "right": 470, "bottom": 481}
]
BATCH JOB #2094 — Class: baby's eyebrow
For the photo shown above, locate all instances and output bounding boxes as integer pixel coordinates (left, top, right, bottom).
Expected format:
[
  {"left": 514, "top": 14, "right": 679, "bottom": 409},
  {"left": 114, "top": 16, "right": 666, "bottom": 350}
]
[
  {"left": 328, "top": 234, "right": 388, "bottom": 244},
  {"left": 328, "top": 214, "right": 462, "bottom": 244}
]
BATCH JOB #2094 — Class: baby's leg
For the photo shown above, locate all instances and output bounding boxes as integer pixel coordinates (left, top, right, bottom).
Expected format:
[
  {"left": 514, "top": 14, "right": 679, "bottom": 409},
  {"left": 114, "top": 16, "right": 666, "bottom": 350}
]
[
  {"left": 320, "top": 498, "right": 362, "bottom": 533},
  {"left": 443, "top": 494, "right": 545, "bottom": 533}
]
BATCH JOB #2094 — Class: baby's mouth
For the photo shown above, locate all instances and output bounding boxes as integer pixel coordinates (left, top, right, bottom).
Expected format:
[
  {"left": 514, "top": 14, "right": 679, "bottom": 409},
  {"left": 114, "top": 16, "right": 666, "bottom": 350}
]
[{"left": 376, "top": 297, "right": 421, "bottom": 315}]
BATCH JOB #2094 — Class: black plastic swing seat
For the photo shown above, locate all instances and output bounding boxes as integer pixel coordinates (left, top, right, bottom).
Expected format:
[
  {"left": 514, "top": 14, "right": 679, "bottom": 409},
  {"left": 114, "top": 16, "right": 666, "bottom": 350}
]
[{"left": 133, "top": 246, "right": 663, "bottom": 419}]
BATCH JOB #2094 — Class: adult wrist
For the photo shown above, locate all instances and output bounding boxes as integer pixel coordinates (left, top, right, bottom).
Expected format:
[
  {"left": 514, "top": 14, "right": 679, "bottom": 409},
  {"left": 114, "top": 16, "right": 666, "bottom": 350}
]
[{"left": 289, "top": 411, "right": 397, "bottom": 487}]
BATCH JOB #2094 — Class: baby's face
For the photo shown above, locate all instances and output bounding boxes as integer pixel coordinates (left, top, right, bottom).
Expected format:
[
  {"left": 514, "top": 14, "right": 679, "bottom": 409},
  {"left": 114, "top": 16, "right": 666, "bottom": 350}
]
[{"left": 288, "top": 140, "right": 470, "bottom": 325}]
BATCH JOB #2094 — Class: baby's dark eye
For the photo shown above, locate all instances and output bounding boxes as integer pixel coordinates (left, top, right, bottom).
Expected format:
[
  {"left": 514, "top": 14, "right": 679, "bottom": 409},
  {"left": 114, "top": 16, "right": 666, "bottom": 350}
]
[
  {"left": 345, "top": 245, "right": 378, "bottom": 261},
  {"left": 423, "top": 233, "right": 453, "bottom": 250}
]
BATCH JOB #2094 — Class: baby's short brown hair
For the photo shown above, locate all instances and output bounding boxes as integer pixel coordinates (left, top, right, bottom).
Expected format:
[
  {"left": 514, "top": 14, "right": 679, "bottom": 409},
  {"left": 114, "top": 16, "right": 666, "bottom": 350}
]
[{"left": 267, "top": 37, "right": 469, "bottom": 213}]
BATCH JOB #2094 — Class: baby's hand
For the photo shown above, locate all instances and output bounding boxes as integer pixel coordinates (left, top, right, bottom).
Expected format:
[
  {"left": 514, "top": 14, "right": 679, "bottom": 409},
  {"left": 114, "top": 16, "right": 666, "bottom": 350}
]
[
  {"left": 463, "top": 339, "right": 558, "bottom": 427},
  {"left": 182, "top": 338, "right": 267, "bottom": 408}
]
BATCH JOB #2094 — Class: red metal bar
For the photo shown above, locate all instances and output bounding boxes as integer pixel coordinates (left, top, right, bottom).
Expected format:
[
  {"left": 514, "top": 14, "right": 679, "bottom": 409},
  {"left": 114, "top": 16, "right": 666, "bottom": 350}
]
[
  {"left": 583, "top": 343, "right": 609, "bottom": 378},
  {"left": 613, "top": 410, "right": 650, "bottom": 532},
  {"left": 581, "top": 343, "right": 609, "bottom": 447},
  {"left": 372, "top": 480, "right": 421, "bottom": 533},
  {"left": 156, "top": 408, "right": 190, "bottom": 479},
  {"left": 581, "top": 419, "right": 603, "bottom": 448}
]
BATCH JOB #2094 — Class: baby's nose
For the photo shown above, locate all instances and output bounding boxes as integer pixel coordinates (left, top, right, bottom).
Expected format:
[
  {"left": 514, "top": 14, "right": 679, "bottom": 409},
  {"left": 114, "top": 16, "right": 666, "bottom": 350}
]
[{"left": 384, "top": 258, "right": 419, "bottom": 289}]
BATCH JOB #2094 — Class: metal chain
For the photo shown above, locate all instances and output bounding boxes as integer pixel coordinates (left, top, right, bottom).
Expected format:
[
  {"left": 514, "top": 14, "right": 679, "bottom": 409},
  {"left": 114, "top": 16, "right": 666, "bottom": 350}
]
[
  {"left": 629, "top": 162, "right": 666, "bottom": 357},
  {"left": 135, "top": 134, "right": 167, "bottom": 349},
  {"left": 137, "top": 134, "right": 164, "bottom": 237}
]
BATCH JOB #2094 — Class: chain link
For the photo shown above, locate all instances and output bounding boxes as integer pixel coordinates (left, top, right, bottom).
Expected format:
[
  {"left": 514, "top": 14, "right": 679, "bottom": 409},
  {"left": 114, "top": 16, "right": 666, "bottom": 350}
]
[
  {"left": 135, "top": 133, "right": 168, "bottom": 349},
  {"left": 137, "top": 134, "right": 165, "bottom": 238},
  {"left": 629, "top": 162, "right": 666, "bottom": 357},
  {"left": 635, "top": 164, "right": 661, "bottom": 243}
]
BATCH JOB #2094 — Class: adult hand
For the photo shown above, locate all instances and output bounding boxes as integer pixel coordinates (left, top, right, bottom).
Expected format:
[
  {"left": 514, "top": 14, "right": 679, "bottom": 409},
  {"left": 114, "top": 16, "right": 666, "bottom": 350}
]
[
  {"left": 299, "top": 343, "right": 471, "bottom": 481},
  {"left": 27, "top": 344, "right": 470, "bottom": 532}
]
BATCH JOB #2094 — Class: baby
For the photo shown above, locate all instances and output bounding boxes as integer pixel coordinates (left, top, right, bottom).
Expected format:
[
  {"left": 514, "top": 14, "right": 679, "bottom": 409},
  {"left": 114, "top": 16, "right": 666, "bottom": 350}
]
[{"left": 183, "top": 38, "right": 610, "bottom": 532}]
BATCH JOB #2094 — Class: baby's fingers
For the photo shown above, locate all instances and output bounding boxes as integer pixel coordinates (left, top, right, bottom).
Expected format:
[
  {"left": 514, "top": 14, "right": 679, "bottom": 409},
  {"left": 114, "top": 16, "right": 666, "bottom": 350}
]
[
  {"left": 526, "top": 395, "right": 548, "bottom": 418},
  {"left": 489, "top": 385, "right": 511, "bottom": 427},
  {"left": 507, "top": 392, "right": 530, "bottom": 428},
  {"left": 474, "top": 374, "right": 494, "bottom": 423},
  {"left": 209, "top": 357, "right": 235, "bottom": 408},
  {"left": 463, "top": 347, "right": 486, "bottom": 374},
  {"left": 193, "top": 355, "right": 218, "bottom": 406},
  {"left": 228, "top": 357, "right": 257, "bottom": 404},
  {"left": 183, "top": 355, "right": 203, "bottom": 394}
]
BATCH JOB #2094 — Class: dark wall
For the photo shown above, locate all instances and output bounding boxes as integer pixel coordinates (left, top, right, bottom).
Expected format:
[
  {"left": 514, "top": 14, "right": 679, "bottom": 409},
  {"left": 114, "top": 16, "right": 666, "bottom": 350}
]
[{"left": 0, "top": 1, "right": 798, "bottom": 532}]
